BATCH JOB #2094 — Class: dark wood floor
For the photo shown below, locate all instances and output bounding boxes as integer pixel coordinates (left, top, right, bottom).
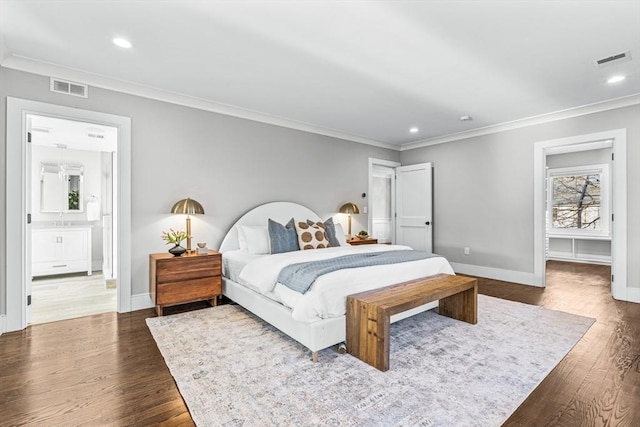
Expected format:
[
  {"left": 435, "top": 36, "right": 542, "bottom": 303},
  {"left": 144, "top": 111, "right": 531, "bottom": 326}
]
[{"left": 0, "top": 261, "right": 638, "bottom": 426}]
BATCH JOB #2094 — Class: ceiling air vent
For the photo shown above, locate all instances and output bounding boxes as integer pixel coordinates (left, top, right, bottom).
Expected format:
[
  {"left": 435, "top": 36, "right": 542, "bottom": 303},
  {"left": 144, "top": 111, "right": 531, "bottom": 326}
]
[
  {"left": 594, "top": 51, "right": 631, "bottom": 68},
  {"left": 50, "top": 78, "right": 88, "bottom": 98}
]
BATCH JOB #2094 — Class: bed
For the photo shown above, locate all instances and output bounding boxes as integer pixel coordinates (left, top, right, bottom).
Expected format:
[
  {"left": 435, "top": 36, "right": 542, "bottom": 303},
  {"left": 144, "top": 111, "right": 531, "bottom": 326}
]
[{"left": 220, "top": 202, "right": 455, "bottom": 361}]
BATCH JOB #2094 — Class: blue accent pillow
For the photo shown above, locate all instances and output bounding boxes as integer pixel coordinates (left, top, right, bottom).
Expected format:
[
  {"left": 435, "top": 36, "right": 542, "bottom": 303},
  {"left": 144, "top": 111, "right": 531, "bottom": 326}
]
[
  {"left": 306, "top": 217, "right": 340, "bottom": 247},
  {"left": 268, "top": 218, "right": 300, "bottom": 254}
]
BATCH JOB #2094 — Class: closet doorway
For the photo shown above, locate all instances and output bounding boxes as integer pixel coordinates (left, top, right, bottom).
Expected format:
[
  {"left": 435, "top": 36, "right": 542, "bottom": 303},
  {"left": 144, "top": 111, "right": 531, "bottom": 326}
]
[{"left": 28, "top": 114, "right": 118, "bottom": 324}]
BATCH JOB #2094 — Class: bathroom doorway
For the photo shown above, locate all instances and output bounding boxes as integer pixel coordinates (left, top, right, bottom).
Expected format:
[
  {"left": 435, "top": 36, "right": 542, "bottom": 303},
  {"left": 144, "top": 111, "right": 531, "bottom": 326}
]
[
  {"left": 5, "top": 97, "right": 132, "bottom": 332},
  {"left": 28, "top": 114, "right": 118, "bottom": 324}
]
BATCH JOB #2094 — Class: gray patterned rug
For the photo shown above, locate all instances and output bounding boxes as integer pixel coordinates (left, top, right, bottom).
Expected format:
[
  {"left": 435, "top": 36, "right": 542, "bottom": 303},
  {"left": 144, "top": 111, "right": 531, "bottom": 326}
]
[{"left": 146, "top": 295, "right": 594, "bottom": 427}]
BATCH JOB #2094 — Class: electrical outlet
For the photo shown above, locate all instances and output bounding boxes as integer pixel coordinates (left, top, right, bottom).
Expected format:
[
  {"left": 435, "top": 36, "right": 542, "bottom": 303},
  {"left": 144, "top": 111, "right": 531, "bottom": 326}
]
[{"left": 464, "top": 247, "right": 470, "bottom": 255}]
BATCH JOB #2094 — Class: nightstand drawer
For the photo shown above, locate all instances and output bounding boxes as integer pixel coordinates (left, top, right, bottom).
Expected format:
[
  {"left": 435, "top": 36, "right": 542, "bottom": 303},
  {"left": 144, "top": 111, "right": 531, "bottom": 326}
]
[
  {"left": 156, "top": 276, "right": 222, "bottom": 305},
  {"left": 156, "top": 256, "right": 221, "bottom": 283}
]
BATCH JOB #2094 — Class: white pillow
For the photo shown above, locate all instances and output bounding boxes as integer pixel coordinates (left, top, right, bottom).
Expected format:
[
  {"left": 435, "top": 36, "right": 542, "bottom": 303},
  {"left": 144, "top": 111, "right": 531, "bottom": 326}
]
[
  {"left": 238, "top": 225, "right": 270, "bottom": 254},
  {"left": 334, "top": 223, "right": 348, "bottom": 246}
]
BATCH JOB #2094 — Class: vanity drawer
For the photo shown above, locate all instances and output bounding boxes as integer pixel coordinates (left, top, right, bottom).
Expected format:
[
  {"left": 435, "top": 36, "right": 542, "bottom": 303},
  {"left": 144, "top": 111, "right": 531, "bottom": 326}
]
[{"left": 32, "top": 260, "right": 91, "bottom": 276}]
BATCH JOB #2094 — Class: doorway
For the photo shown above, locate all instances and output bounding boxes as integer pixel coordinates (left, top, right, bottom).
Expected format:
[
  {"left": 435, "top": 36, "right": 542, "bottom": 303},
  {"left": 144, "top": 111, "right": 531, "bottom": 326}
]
[
  {"left": 533, "top": 129, "right": 628, "bottom": 301},
  {"left": 369, "top": 163, "right": 396, "bottom": 243},
  {"left": 5, "top": 97, "right": 132, "bottom": 332},
  {"left": 368, "top": 159, "right": 400, "bottom": 243},
  {"left": 368, "top": 158, "right": 434, "bottom": 252},
  {"left": 28, "top": 114, "right": 118, "bottom": 324}
]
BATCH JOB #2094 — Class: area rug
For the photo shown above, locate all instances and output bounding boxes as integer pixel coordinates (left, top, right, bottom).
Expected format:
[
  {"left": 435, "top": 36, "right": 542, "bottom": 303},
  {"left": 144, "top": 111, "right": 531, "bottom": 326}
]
[{"left": 146, "top": 295, "right": 594, "bottom": 427}]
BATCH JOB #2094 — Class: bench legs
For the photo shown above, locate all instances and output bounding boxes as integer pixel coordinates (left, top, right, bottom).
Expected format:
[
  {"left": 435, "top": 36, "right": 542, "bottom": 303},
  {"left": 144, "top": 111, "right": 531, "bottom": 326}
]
[
  {"left": 347, "top": 278, "right": 478, "bottom": 372},
  {"left": 347, "top": 303, "right": 392, "bottom": 371},
  {"left": 438, "top": 285, "right": 478, "bottom": 324}
]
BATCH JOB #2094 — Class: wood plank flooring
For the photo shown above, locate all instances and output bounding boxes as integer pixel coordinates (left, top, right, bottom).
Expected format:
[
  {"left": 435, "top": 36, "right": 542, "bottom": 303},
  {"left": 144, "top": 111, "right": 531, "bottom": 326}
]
[
  {"left": 31, "top": 273, "right": 116, "bottom": 324},
  {"left": 0, "top": 261, "right": 638, "bottom": 426}
]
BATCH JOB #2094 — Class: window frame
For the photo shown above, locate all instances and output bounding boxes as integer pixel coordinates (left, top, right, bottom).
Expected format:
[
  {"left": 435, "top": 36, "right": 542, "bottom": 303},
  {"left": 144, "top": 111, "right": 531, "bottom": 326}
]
[{"left": 546, "top": 163, "right": 610, "bottom": 238}]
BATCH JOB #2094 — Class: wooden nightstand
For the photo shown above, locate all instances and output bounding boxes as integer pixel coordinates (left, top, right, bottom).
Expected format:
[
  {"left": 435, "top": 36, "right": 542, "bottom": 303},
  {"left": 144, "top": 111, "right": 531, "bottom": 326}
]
[
  {"left": 150, "top": 250, "right": 222, "bottom": 316},
  {"left": 347, "top": 237, "right": 378, "bottom": 246}
]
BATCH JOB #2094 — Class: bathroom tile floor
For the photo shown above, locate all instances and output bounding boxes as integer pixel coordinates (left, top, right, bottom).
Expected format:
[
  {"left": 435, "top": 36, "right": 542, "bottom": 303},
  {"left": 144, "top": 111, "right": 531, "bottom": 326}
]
[{"left": 31, "top": 272, "right": 116, "bottom": 324}]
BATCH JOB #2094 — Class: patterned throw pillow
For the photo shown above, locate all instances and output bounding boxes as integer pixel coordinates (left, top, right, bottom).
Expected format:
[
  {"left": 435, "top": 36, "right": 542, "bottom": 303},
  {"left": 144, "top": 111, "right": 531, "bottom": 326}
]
[
  {"left": 295, "top": 220, "right": 331, "bottom": 250},
  {"left": 306, "top": 217, "right": 341, "bottom": 247}
]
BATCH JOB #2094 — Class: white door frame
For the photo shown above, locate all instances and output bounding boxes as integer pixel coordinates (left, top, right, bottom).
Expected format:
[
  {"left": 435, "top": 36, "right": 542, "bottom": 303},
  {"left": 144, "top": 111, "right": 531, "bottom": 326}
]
[
  {"left": 533, "top": 129, "right": 627, "bottom": 300},
  {"left": 368, "top": 158, "right": 401, "bottom": 243},
  {"left": 5, "top": 97, "right": 132, "bottom": 332}
]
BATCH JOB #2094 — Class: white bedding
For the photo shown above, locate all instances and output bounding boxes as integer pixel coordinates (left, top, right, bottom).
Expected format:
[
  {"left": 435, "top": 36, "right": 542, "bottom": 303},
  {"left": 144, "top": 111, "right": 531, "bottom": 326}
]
[
  {"left": 223, "top": 250, "right": 262, "bottom": 283},
  {"left": 234, "top": 245, "right": 455, "bottom": 322}
]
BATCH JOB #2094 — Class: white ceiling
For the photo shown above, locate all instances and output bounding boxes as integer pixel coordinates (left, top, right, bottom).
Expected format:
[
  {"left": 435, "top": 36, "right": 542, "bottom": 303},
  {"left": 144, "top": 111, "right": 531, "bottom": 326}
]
[
  {"left": 1, "top": 1, "right": 639, "bottom": 149},
  {"left": 29, "top": 114, "right": 118, "bottom": 152}
]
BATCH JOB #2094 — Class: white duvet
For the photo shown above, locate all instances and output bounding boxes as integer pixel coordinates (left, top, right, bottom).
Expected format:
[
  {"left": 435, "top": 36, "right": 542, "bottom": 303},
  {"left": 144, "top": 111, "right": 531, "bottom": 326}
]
[{"left": 237, "top": 244, "right": 455, "bottom": 322}]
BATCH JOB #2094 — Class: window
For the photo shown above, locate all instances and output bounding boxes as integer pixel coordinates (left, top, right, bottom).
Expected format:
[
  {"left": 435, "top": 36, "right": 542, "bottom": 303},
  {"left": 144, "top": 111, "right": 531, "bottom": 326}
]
[{"left": 547, "top": 164, "right": 609, "bottom": 237}]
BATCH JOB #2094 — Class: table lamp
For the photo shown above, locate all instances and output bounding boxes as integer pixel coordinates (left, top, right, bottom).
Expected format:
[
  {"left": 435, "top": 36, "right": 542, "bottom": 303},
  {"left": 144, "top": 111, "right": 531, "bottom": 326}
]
[
  {"left": 339, "top": 202, "right": 360, "bottom": 237},
  {"left": 171, "top": 197, "right": 205, "bottom": 252}
]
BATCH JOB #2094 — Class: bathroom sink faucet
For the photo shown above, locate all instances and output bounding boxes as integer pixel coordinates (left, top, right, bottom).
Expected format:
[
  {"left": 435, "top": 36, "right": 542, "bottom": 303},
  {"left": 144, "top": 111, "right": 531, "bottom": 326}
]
[{"left": 56, "top": 211, "right": 66, "bottom": 227}]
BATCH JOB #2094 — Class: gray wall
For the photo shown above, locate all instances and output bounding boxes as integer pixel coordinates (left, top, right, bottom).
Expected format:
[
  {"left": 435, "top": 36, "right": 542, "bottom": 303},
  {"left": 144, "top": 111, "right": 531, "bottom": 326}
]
[
  {"left": 401, "top": 104, "right": 640, "bottom": 288},
  {"left": 0, "top": 67, "right": 399, "bottom": 311},
  {"left": 546, "top": 147, "right": 611, "bottom": 169}
]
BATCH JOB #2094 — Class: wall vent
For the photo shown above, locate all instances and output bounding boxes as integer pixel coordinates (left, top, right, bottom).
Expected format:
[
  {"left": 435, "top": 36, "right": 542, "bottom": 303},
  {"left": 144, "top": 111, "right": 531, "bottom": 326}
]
[
  {"left": 49, "top": 78, "right": 88, "bottom": 98},
  {"left": 594, "top": 51, "right": 631, "bottom": 68}
]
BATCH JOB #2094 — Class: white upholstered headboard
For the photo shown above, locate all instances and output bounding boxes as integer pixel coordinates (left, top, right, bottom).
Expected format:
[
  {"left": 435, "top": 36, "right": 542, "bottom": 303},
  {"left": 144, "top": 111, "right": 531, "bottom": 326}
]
[{"left": 219, "top": 202, "right": 322, "bottom": 253}]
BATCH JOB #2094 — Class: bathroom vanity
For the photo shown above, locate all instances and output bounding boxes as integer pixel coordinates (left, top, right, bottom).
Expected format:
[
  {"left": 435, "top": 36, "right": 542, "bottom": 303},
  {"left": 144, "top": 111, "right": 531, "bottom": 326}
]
[{"left": 32, "top": 226, "right": 92, "bottom": 277}]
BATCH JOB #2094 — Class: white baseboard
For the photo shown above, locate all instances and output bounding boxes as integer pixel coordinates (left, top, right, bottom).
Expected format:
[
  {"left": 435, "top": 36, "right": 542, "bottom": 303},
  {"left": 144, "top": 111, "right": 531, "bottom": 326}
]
[
  {"left": 547, "top": 252, "right": 611, "bottom": 265},
  {"left": 0, "top": 314, "right": 6, "bottom": 336},
  {"left": 130, "top": 293, "right": 154, "bottom": 311},
  {"left": 627, "top": 287, "right": 640, "bottom": 304},
  {"left": 450, "top": 262, "right": 538, "bottom": 287}
]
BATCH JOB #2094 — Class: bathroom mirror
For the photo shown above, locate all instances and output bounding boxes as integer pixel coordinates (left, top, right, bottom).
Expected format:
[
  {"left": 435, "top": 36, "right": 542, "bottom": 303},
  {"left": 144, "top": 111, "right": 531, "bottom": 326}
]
[{"left": 40, "top": 163, "right": 84, "bottom": 213}]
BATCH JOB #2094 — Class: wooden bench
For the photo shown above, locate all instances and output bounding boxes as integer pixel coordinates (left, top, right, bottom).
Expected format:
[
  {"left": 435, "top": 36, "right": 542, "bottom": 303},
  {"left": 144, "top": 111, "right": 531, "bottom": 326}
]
[{"left": 346, "top": 274, "right": 477, "bottom": 371}]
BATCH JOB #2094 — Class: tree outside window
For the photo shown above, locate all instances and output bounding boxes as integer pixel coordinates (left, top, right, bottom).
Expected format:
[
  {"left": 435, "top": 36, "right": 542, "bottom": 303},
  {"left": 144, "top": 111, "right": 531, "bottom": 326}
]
[{"left": 547, "top": 164, "right": 609, "bottom": 237}]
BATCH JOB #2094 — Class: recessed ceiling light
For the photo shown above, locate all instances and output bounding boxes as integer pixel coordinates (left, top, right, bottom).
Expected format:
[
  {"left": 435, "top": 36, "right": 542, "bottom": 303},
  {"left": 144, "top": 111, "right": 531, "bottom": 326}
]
[
  {"left": 113, "top": 38, "right": 132, "bottom": 49},
  {"left": 459, "top": 115, "right": 473, "bottom": 121},
  {"left": 409, "top": 127, "right": 419, "bottom": 134},
  {"left": 607, "top": 75, "right": 625, "bottom": 84}
]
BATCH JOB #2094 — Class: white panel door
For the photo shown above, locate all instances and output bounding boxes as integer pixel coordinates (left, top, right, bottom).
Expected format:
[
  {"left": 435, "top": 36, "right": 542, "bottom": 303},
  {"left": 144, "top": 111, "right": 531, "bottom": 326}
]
[{"left": 395, "top": 163, "right": 433, "bottom": 252}]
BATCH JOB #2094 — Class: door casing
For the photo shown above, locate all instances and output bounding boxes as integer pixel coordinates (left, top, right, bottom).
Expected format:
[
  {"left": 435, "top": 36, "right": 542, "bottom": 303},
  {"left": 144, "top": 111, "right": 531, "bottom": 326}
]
[
  {"left": 533, "top": 129, "right": 627, "bottom": 300},
  {"left": 5, "top": 97, "right": 132, "bottom": 332}
]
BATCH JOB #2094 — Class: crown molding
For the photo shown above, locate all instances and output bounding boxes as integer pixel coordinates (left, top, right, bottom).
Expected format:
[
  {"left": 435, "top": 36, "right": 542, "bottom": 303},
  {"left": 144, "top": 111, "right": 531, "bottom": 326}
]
[
  {"left": 400, "top": 94, "right": 640, "bottom": 151},
  {"left": 1, "top": 54, "right": 399, "bottom": 151},
  {"left": 4, "top": 54, "right": 638, "bottom": 154}
]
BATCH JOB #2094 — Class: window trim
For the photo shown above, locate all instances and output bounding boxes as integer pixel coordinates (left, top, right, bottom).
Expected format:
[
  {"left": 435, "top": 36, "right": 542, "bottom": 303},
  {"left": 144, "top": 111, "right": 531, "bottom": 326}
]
[{"left": 546, "top": 163, "right": 610, "bottom": 238}]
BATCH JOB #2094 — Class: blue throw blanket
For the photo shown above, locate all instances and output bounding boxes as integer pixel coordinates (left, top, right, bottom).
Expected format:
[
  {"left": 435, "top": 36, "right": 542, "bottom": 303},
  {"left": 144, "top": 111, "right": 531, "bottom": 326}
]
[{"left": 277, "top": 250, "right": 438, "bottom": 294}]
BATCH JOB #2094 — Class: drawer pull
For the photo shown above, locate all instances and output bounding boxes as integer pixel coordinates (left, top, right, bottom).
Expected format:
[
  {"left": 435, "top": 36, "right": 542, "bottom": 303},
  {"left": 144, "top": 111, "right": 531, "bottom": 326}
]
[{"left": 53, "top": 264, "right": 67, "bottom": 268}]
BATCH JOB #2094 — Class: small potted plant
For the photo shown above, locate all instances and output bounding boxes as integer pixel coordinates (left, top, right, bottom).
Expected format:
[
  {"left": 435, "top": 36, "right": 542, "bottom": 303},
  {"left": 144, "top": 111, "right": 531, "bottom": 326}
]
[
  {"left": 161, "top": 228, "right": 188, "bottom": 256},
  {"left": 356, "top": 230, "right": 369, "bottom": 240}
]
